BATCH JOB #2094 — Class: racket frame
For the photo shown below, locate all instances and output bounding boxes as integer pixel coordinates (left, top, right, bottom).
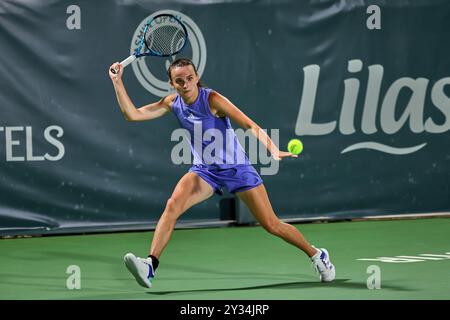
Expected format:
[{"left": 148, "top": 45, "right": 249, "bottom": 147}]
[{"left": 111, "top": 14, "right": 188, "bottom": 73}]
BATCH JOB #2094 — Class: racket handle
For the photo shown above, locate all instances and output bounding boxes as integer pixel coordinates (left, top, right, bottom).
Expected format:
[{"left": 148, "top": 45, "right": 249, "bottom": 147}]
[{"left": 110, "top": 55, "right": 137, "bottom": 74}]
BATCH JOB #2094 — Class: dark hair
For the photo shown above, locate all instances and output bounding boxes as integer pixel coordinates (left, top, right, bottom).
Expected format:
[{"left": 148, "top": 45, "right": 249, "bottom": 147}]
[{"left": 167, "top": 58, "right": 204, "bottom": 87}]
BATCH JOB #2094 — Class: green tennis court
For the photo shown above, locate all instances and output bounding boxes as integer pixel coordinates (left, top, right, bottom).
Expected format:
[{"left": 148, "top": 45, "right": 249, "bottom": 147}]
[{"left": 1, "top": 217, "right": 449, "bottom": 300}]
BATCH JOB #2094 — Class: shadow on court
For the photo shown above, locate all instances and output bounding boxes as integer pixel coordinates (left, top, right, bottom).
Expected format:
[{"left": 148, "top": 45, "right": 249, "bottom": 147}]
[
  {"left": 146, "top": 279, "right": 414, "bottom": 295},
  {"left": 162, "top": 262, "right": 316, "bottom": 278}
]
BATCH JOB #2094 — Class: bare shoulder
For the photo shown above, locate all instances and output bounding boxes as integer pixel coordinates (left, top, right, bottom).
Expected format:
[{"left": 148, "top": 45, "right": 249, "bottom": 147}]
[
  {"left": 162, "top": 92, "right": 178, "bottom": 111},
  {"left": 208, "top": 90, "right": 222, "bottom": 103},
  {"left": 208, "top": 90, "right": 231, "bottom": 118},
  {"left": 208, "top": 90, "right": 230, "bottom": 107}
]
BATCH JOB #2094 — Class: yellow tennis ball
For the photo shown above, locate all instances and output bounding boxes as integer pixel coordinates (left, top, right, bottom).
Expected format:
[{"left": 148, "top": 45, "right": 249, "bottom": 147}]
[{"left": 288, "top": 139, "right": 303, "bottom": 155}]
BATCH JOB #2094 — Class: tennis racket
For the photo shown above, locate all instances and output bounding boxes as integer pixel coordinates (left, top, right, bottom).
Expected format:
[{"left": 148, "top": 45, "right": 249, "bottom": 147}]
[{"left": 110, "top": 14, "right": 188, "bottom": 74}]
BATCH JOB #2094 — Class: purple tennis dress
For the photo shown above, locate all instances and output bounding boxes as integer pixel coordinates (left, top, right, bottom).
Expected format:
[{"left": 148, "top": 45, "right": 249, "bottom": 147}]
[{"left": 171, "top": 87, "right": 263, "bottom": 195}]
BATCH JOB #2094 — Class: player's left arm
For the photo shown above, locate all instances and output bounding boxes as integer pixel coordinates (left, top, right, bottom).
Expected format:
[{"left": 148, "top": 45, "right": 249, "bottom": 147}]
[{"left": 208, "top": 91, "right": 296, "bottom": 160}]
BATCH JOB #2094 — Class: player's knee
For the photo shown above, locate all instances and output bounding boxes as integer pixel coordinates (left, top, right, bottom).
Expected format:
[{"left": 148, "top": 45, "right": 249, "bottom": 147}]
[
  {"left": 263, "top": 220, "right": 282, "bottom": 236},
  {"left": 165, "top": 197, "right": 182, "bottom": 215}
]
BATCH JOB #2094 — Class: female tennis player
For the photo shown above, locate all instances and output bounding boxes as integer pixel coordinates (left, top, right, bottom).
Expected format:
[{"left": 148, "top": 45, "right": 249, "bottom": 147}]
[{"left": 109, "top": 58, "right": 335, "bottom": 288}]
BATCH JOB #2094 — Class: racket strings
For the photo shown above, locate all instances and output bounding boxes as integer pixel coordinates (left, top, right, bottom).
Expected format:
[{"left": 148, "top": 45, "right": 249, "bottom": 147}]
[{"left": 145, "top": 22, "right": 186, "bottom": 56}]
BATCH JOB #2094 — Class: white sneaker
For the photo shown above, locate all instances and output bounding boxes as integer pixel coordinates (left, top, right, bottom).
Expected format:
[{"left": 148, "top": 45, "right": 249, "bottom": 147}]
[
  {"left": 123, "top": 253, "right": 155, "bottom": 288},
  {"left": 311, "top": 248, "right": 336, "bottom": 282}
]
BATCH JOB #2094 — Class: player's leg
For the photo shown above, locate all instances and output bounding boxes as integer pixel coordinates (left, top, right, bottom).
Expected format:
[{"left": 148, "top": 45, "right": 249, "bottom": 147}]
[
  {"left": 124, "top": 172, "right": 214, "bottom": 288},
  {"left": 236, "top": 184, "right": 335, "bottom": 282},
  {"left": 150, "top": 171, "right": 214, "bottom": 258},
  {"left": 236, "top": 184, "right": 317, "bottom": 257}
]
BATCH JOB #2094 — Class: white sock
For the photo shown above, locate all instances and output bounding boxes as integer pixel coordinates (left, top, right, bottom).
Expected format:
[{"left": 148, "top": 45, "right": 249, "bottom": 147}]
[{"left": 311, "top": 248, "right": 322, "bottom": 260}]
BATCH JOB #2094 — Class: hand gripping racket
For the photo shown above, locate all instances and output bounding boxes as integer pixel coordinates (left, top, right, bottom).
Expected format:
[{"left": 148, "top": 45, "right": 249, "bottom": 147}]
[{"left": 111, "top": 14, "right": 188, "bottom": 74}]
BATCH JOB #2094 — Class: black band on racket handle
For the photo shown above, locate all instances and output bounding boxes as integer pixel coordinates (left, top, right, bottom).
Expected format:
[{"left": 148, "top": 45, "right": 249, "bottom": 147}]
[{"left": 110, "top": 55, "right": 137, "bottom": 74}]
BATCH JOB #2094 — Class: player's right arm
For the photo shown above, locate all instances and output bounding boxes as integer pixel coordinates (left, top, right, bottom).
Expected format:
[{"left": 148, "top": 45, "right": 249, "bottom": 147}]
[{"left": 109, "top": 62, "right": 175, "bottom": 122}]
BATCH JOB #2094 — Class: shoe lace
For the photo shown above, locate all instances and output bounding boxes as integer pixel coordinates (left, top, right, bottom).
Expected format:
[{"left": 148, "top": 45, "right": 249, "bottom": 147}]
[
  {"left": 311, "top": 261, "right": 320, "bottom": 275},
  {"left": 311, "top": 252, "right": 331, "bottom": 274},
  {"left": 138, "top": 257, "right": 155, "bottom": 278}
]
